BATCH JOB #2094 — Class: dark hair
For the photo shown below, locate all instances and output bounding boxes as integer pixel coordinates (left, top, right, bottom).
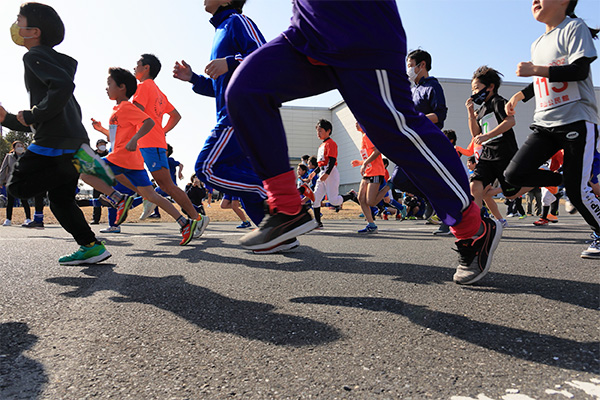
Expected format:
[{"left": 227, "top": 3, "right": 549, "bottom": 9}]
[
  {"left": 301, "top": 154, "right": 310, "bottom": 161},
  {"left": 383, "top": 158, "right": 389, "bottom": 167},
  {"left": 467, "top": 156, "right": 476, "bottom": 164},
  {"left": 297, "top": 163, "right": 308, "bottom": 172},
  {"left": 309, "top": 156, "right": 318, "bottom": 168},
  {"left": 216, "top": 1, "right": 246, "bottom": 14},
  {"left": 566, "top": 0, "right": 599, "bottom": 39},
  {"left": 407, "top": 49, "right": 432, "bottom": 71},
  {"left": 167, "top": 143, "right": 173, "bottom": 157},
  {"left": 442, "top": 129, "right": 457, "bottom": 145},
  {"left": 140, "top": 54, "right": 161, "bottom": 79},
  {"left": 11, "top": 141, "right": 25, "bottom": 153},
  {"left": 19, "top": 3, "right": 64, "bottom": 47},
  {"left": 472, "top": 66, "right": 503, "bottom": 93},
  {"left": 109, "top": 67, "right": 137, "bottom": 99},
  {"left": 316, "top": 119, "right": 332, "bottom": 133}
]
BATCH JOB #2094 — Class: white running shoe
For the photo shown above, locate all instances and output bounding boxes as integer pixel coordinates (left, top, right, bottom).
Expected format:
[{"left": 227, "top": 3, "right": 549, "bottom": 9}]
[
  {"left": 21, "top": 219, "right": 32, "bottom": 226},
  {"left": 3, "top": 219, "right": 11, "bottom": 226},
  {"left": 139, "top": 199, "right": 156, "bottom": 220},
  {"left": 100, "top": 226, "right": 121, "bottom": 233}
]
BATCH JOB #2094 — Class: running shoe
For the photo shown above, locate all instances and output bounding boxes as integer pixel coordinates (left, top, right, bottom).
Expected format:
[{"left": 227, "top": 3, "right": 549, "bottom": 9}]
[
  {"left": 347, "top": 189, "right": 359, "bottom": 204},
  {"left": 58, "top": 242, "right": 111, "bottom": 266},
  {"left": 240, "top": 206, "right": 316, "bottom": 251},
  {"left": 72, "top": 143, "right": 115, "bottom": 186},
  {"left": 236, "top": 221, "right": 251, "bottom": 229},
  {"left": 115, "top": 195, "right": 134, "bottom": 226},
  {"left": 358, "top": 224, "right": 378, "bottom": 234},
  {"left": 518, "top": 214, "right": 527, "bottom": 219},
  {"left": 546, "top": 213, "right": 558, "bottom": 223},
  {"left": 581, "top": 232, "right": 600, "bottom": 259},
  {"left": 453, "top": 217, "right": 502, "bottom": 285},
  {"left": 100, "top": 226, "right": 121, "bottom": 233},
  {"left": 180, "top": 219, "right": 199, "bottom": 246},
  {"left": 22, "top": 219, "right": 32, "bottom": 226},
  {"left": 252, "top": 238, "right": 300, "bottom": 254},
  {"left": 433, "top": 225, "right": 452, "bottom": 236},
  {"left": 99, "top": 194, "right": 116, "bottom": 208},
  {"left": 2, "top": 219, "right": 11, "bottom": 226},
  {"left": 499, "top": 218, "right": 509, "bottom": 228},
  {"left": 314, "top": 222, "right": 324, "bottom": 230},
  {"left": 565, "top": 200, "right": 578, "bottom": 214},
  {"left": 383, "top": 213, "right": 389, "bottom": 220},
  {"left": 139, "top": 199, "right": 156, "bottom": 220},
  {"left": 193, "top": 215, "right": 210, "bottom": 238},
  {"left": 533, "top": 218, "right": 549, "bottom": 226},
  {"left": 22, "top": 220, "right": 44, "bottom": 229}
]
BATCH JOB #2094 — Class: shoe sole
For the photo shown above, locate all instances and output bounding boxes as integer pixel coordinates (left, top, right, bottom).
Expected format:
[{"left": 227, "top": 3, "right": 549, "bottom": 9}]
[
  {"left": 581, "top": 253, "right": 600, "bottom": 259},
  {"left": 458, "top": 219, "right": 503, "bottom": 285},
  {"left": 60, "top": 250, "right": 112, "bottom": 266},
  {"left": 193, "top": 216, "right": 210, "bottom": 239},
  {"left": 252, "top": 239, "right": 300, "bottom": 254},
  {"left": 241, "top": 219, "right": 317, "bottom": 251}
]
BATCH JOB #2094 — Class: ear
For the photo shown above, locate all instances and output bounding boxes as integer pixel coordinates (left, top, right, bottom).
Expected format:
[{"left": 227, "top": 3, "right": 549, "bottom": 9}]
[
  {"left": 488, "top": 83, "right": 496, "bottom": 92},
  {"left": 30, "top": 27, "right": 42, "bottom": 40}
]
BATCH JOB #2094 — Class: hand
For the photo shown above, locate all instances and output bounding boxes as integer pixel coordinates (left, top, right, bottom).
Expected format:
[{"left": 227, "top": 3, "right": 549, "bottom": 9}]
[
  {"left": 125, "top": 139, "right": 137, "bottom": 152},
  {"left": 351, "top": 159, "right": 362, "bottom": 167},
  {"left": 505, "top": 92, "right": 523, "bottom": 117},
  {"left": 17, "top": 111, "right": 29, "bottom": 126},
  {"left": 178, "top": 172, "right": 184, "bottom": 181},
  {"left": 465, "top": 97, "right": 474, "bottom": 113},
  {"left": 359, "top": 164, "right": 367, "bottom": 176},
  {"left": 474, "top": 134, "right": 490, "bottom": 145},
  {"left": 0, "top": 106, "right": 6, "bottom": 123},
  {"left": 319, "top": 173, "right": 329, "bottom": 182},
  {"left": 516, "top": 61, "right": 535, "bottom": 77},
  {"left": 204, "top": 58, "right": 228, "bottom": 80},
  {"left": 91, "top": 118, "right": 104, "bottom": 132},
  {"left": 173, "top": 60, "right": 193, "bottom": 82},
  {"left": 308, "top": 172, "right": 315, "bottom": 180}
]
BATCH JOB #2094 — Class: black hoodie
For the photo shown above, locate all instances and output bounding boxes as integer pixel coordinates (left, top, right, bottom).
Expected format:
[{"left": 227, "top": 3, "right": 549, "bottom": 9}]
[{"left": 2, "top": 45, "right": 89, "bottom": 151}]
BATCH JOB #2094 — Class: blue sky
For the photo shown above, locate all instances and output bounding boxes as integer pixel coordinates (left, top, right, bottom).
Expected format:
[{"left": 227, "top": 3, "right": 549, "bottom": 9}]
[{"left": 1, "top": 0, "right": 599, "bottom": 184}]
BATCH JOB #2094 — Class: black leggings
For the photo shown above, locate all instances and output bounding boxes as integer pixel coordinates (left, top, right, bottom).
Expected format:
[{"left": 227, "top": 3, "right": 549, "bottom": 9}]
[
  {"left": 505, "top": 121, "right": 600, "bottom": 233},
  {"left": 5, "top": 192, "right": 31, "bottom": 221}
]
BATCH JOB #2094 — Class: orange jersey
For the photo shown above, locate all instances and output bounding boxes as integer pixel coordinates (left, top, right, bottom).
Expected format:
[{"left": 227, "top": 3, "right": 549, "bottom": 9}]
[
  {"left": 384, "top": 168, "right": 390, "bottom": 182},
  {"left": 106, "top": 101, "right": 151, "bottom": 170},
  {"left": 360, "top": 133, "right": 386, "bottom": 177},
  {"left": 317, "top": 138, "right": 338, "bottom": 168},
  {"left": 132, "top": 79, "right": 174, "bottom": 149}
]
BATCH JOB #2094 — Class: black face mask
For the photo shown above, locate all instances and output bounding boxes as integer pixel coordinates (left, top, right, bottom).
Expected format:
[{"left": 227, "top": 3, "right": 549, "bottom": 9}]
[{"left": 471, "top": 88, "right": 488, "bottom": 105}]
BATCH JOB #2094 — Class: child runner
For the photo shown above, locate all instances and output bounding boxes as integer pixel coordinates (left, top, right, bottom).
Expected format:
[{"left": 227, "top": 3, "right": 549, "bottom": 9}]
[
  {"left": 308, "top": 119, "right": 357, "bottom": 229},
  {"left": 226, "top": 0, "right": 502, "bottom": 284},
  {"left": 466, "top": 66, "right": 521, "bottom": 229},
  {"left": 0, "top": 3, "right": 114, "bottom": 265},
  {"left": 504, "top": 0, "right": 600, "bottom": 259},
  {"left": 82, "top": 67, "right": 201, "bottom": 246},
  {"left": 221, "top": 195, "right": 251, "bottom": 229},
  {"left": 0, "top": 141, "right": 32, "bottom": 226}
]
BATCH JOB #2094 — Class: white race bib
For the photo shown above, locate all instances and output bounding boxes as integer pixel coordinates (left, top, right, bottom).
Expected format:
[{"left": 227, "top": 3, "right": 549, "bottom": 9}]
[
  {"left": 109, "top": 124, "right": 117, "bottom": 151},
  {"left": 479, "top": 112, "right": 501, "bottom": 145},
  {"left": 534, "top": 76, "right": 580, "bottom": 111}
]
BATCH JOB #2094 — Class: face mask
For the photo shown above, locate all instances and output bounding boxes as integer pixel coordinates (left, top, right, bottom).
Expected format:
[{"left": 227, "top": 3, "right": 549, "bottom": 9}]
[
  {"left": 15, "top": 147, "right": 25, "bottom": 155},
  {"left": 471, "top": 87, "right": 488, "bottom": 105},
  {"left": 407, "top": 66, "right": 418, "bottom": 83},
  {"left": 98, "top": 145, "right": 107, "bottom": 152},
  {"left": 10, "top": 23, "right": 33, "bottom": 47}
]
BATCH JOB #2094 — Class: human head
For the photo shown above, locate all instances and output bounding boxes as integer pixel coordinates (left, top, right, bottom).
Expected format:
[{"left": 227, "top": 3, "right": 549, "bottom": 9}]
[
  {"left": 407, "top": 49, "right": 431, "bottom": 83},
  {"left": 442, "top": 129, "right": 457, "bottom": 146},
  {"left": 17, "top": 3, "right": 64, "bottom": 48},
  {"left": 135, "top": 54, "right": 161, "bottom": 80},
  {"left": 467, "top": 156, "right": 477, "bottom": 171},
  {"left": 308, "top": 156, "right": 318, "bottom": 169},
  {"left": 316, "top": 119, "right": 332, "bottom": 140},
  {"left": 108, "top": 67, "right": 137, "bottom": 99},
  {"left": 96, "top": 139, "right": 107, "bottom": 151},
  {"left": 297, "top": 163, "right": 308, "bottom": 176},
  {"left": 205, "top": 0, "right": 245, "bottom": 15},
  {"left": 11, "top": 141, "right": 26, "bottom": 155},
  {"left": 301, "top": 154, "right": 310, "bottom": 163},
  {"left": 471, "top": 66, "right": 502, "bottom": 104}
]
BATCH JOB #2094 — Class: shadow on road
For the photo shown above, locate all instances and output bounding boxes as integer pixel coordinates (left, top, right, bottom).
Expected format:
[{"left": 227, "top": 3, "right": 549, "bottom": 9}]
[
  {"left": 290, "top": 296, "right": 599, "bottom": 373},
  {"left": 0, "top": 322, "right": 47, "bottom": 399},
  {"left": 46, "top": 266, "right": 340, "bottom": 347}
]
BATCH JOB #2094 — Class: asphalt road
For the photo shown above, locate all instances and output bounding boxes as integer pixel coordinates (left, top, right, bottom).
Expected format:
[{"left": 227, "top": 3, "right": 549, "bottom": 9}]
[{"left": 0, "top": 210, "right": 598, "bottom": 399}]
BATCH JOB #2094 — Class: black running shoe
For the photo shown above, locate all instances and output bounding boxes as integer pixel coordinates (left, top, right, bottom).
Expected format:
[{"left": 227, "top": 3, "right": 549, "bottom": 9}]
[
  {"left": 240, "top": 206, "right": 316, "bottom": 251},
  {"left": 453, "top": 217, "right": 502, "bottom": 285}
]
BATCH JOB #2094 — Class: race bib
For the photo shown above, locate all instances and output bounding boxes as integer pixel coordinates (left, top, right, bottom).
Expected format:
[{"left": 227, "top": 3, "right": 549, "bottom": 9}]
[
  {"left": 534, "top": 77, "right": 580, "bottom": 111},
  {"left": 479, "top": 112, "right": 501, "bottom": 145},
  {"left": 109, "top": 124, "right": 117, "bottom": 151}
]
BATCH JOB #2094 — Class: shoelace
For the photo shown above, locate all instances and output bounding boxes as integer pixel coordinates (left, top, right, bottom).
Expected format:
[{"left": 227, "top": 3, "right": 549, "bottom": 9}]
[{"left": 587, "top": 233, "right": 600, "bottom": 249}]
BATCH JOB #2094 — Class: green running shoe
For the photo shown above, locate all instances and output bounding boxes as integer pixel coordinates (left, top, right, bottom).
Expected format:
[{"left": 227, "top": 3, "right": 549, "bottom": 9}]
[
  {"left": 72, "top": 143, "right": 115, "bottom": 186},
  {"left": 59, "top": 242, "right": 111, "bottom": 266}
]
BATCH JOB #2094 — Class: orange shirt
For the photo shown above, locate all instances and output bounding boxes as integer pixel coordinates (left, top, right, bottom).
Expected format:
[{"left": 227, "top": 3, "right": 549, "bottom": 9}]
[
  {"left": 317, "top": 138, "right": 338, "bottom": 168},
  {"left": 360, "top": 133, "right": 386, "bottom": 177},
  {"left": 106, "top": 101, "right": 151, "bottom": 170},
  {"left": 132, "top": 79, "right": 174, "bottom": 149}
]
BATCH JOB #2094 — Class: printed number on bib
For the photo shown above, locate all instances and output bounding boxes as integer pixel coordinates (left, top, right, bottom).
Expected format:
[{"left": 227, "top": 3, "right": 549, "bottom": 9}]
[
  {"left": 534, "top": 77, "right": 580, "bottom": 111},
  {"left": 479, "top": 112, "right": 502, "bottom": 145}
]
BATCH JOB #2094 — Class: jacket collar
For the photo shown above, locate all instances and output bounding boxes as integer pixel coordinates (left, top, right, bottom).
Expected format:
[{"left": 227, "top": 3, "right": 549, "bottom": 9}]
[{"left": 210, "top": 7, "right": 238, "bottom": 28}]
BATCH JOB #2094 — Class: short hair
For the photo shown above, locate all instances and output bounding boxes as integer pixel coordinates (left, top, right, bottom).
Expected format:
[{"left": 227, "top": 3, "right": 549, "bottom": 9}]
[
  {"left": 408, "top": 49, "right": 432, "bottom": 71},
  {"left": 19, "top": 3, "right": 64, "bottom": 47},
  {"left": 109, "top": 67, "right": 137, "bottom": 99},
  {"left": 231, "top": 0, "right": 246, "bottom": 12},
  {"left": 297, "top": 163, "right": 308, "bottom": 172},
  {"left": 301, "top": 154, "right": 310, "bottom": 161},
  {"left": 442, "top": 129, "right": 457, "bottom": 145},
  {"left": 472, "top": 66, "right": 503, "bottom": 93},
  {"left": 140, "top": 54, "right": 161, "bottom": 79},
  {"left": 382, "top": 158, "right": 389, "bottom": 167},
  {"left": 309, "top": 156, "right": 318, "bottom": 167},
  {"left": 467, "top": 156, "right": 476, "bottom": 164},
  {"left": 11, "top": 141, "right": 25, "bottom": 151},
  {"left": 316, "top": 119, "right": 332, "bottom": 133}
]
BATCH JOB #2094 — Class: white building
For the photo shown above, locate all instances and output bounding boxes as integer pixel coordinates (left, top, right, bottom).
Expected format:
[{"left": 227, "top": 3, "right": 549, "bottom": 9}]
[{"left": 281, "top": 78, "right": 600, "bottom": 192}]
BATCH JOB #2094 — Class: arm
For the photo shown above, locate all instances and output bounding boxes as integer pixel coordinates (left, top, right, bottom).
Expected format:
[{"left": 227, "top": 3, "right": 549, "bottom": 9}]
[
  {"left": 426, "top": 81, "right": 447, "bottom": 125},
  {"left": 173, "top": 60, "right": 216, "bottom": 97},
  {"left": 126, "top": 118, "right": 155, "bottom": 151},
  {"left": 163, "top": 108, "right": 181, "bottom": 134},
  {"left": 465, "top": 98, "right": 481, "bottom": 138},
  {"left": 360, "top": 148, "right": 382, "bottom": 176},
  {"left": 91, "top": 118, "right": 110, "bottom": 139},
  {"left": 177, "top": 163, "right": 184, "bottom": 181},
  {"left": 474, "top": 115, "right": 515, "bottom": 145},
  {"left": 320, "top": 157, "right": 337, "bottom": 181}
]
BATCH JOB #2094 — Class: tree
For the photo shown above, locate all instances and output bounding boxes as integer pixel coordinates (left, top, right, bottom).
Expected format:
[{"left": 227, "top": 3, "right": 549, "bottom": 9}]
[{"left": 0, "top": 130, "right": 33, "bottom": 164}]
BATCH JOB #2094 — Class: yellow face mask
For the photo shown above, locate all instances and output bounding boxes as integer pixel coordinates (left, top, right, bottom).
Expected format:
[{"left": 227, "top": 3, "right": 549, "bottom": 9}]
[{"left": 10, "top": 23, "right": 33, "bottom": 46}]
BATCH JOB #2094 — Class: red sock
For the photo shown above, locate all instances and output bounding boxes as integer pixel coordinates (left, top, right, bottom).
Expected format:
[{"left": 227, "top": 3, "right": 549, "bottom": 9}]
[
  {"left": 263, "top": 170, "right": 302, "bottom": 215},
  {"left": 450, "top": 202, "right": 482, "bottom": 240}
]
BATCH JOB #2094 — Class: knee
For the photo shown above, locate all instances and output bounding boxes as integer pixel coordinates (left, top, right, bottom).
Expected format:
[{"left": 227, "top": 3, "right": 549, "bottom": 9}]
[{"left": 504, "top": 162, "right": 523, "bottom": 187}]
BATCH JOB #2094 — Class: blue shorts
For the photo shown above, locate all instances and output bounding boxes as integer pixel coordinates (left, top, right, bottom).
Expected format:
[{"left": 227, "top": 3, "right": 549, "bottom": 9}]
[
  {"left": 140, "top": 147, "right": 169, "bottom": 172},
  {"left": 223, "top": 193, "right": 241, "bottom": 201},
  {"left": 105, "top": 159, "right": 152, "bottom": 187}
]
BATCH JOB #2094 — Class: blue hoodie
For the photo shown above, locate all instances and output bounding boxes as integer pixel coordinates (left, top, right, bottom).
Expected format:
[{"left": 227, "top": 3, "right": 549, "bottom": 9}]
[{"left": 190, "top": 7, "right": 266, "bottom": 130}]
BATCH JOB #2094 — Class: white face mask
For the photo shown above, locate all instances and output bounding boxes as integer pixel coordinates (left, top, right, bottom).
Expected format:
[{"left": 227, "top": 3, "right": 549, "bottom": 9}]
[
  {"left": 407, "top": 66, "right": 419, "bottom": 83},
  {"left": 15, "top": 146, "right": 25, "bottom": 155},
  {"left": 98, "top": 145, "right": 107, "bottom": 152}
]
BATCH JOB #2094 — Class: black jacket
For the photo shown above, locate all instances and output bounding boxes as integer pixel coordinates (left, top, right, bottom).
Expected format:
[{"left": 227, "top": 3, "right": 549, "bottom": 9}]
[{"left": 2, "top": 45, "right": 88, "bottom": 150}]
